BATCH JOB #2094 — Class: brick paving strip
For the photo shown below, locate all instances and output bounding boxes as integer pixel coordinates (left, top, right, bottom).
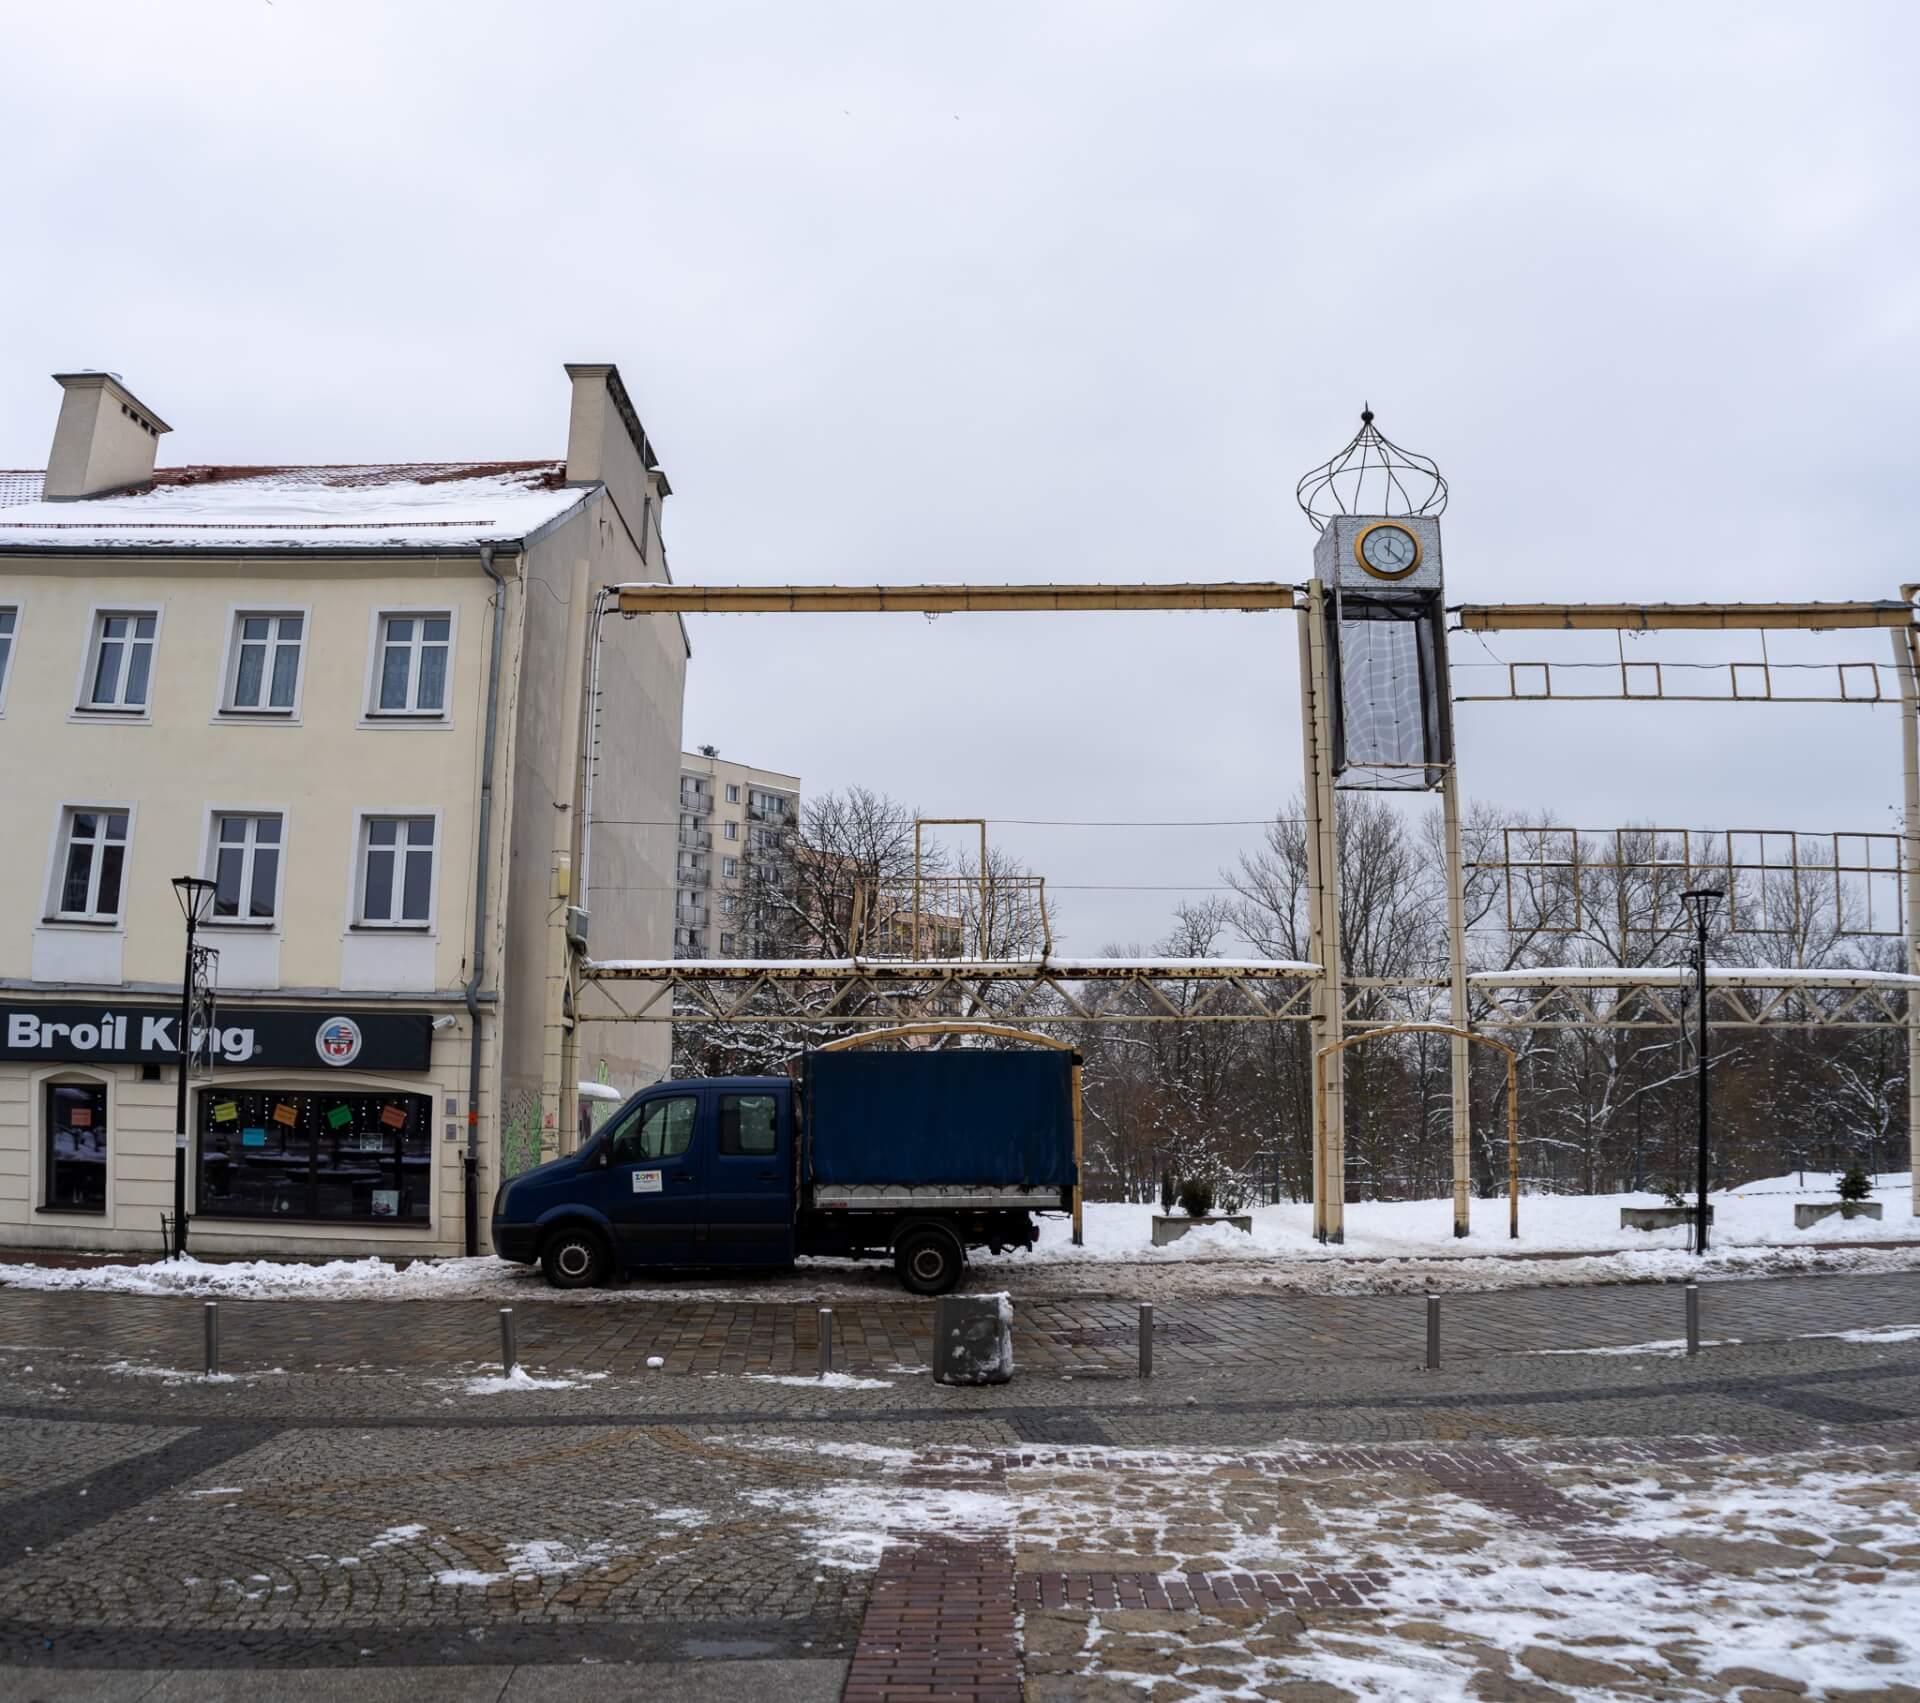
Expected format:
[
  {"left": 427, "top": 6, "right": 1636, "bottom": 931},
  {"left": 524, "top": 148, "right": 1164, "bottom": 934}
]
[{"left": 843, "top": 1459, "right": 1022, "bottom": 1703}]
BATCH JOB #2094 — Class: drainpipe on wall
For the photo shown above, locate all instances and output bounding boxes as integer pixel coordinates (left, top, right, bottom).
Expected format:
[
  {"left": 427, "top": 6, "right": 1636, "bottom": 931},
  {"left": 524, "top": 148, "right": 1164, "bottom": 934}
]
[
  {"left": 465, "top": 544, "right": 508, "bottom": 1256},
  {"left": 578, "top": 585, "right": 611, "bottom": 924}
]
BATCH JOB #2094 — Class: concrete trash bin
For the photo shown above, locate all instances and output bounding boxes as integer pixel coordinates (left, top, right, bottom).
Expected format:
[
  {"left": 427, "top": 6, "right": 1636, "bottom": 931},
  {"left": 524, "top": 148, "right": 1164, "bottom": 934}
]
[{"left": 933, "top": 1293, "right": 1013, "bottom": 1386}]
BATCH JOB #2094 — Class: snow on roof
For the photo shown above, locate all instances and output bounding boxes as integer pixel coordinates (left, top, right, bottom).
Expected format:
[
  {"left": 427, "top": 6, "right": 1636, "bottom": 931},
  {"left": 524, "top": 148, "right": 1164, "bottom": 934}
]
[
  {"left": 577, "top": 1081, "right": 625, "bottom": 1101},
  {"left": 0, "top": 461, "right": 590, "bottom": 551}
]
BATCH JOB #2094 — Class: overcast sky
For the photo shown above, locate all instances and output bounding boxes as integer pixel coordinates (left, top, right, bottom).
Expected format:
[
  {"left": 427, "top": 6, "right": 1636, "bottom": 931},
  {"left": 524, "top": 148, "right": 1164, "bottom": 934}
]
[{"left": 4, "top": 1, "right": 1916, "bottom": 952}]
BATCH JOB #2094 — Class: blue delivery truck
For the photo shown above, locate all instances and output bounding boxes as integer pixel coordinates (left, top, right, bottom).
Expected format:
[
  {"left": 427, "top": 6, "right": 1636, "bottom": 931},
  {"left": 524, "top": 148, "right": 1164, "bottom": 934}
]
[{"left": 491, "top": 1043, "right": 1079, "bottom": 1295}]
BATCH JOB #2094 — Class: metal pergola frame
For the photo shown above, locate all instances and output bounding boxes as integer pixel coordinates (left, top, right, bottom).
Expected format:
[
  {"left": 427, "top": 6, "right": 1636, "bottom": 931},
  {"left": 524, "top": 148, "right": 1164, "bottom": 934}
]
[{"left": 582, "top": 578, "right": 1920, "bottom": 1242}]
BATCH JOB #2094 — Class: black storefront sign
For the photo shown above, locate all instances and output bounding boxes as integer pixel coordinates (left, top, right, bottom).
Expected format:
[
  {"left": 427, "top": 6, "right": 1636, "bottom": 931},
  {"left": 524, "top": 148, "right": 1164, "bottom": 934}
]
[{"left": 1, "top": 1002, "right": 433, "bottom": 1073}]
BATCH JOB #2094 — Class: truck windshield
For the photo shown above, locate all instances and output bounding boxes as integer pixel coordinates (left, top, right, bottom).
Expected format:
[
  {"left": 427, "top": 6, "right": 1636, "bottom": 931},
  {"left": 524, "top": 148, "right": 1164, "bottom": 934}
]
[{"left": 610, "top": 1096, "right": 696, "bottom": 1164}]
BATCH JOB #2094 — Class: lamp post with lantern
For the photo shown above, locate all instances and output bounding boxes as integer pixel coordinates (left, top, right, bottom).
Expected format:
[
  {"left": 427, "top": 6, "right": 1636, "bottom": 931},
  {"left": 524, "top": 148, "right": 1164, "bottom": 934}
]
[
  {"left": 169, "top": 875, "right": 218, "bottom": 1259},
  {"left": 1681, "top": 886, "right": 1725, "bottom": 1255}
]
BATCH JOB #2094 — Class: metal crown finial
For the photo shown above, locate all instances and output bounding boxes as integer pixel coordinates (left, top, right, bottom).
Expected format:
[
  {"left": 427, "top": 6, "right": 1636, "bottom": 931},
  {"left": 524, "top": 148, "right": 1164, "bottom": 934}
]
[{"left": 1295, "top": 406, "right": 1447, "bottom": 534}]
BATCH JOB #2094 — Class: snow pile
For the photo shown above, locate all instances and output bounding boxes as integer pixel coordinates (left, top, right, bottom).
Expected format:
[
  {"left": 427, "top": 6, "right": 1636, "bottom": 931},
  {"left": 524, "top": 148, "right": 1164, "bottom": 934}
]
[
  {"left": 996, "top": 1171, "right": 1918, "bottom": 1268},
  {"left": 743, "top": 1371, "right": 893, "bottom": 1390},
  {"left": 1, "top": 1172, "right": 1910, "bottom": 1305},
  {"left": 455, "top": 1366, "right": 589, "bottom": 1395},
  {"left": 744, "top": 1483, "right": 1009, "bottom": 1571},
  {"left": 435, "top": 1537, "right": 620, "bottom": 1589}
]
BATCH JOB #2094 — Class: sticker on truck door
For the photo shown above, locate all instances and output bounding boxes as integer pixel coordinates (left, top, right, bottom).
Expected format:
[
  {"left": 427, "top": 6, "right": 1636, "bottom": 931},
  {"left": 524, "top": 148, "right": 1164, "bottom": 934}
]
[{"left": 632, "top": 1170, "right": 663, "bottom": 1194}]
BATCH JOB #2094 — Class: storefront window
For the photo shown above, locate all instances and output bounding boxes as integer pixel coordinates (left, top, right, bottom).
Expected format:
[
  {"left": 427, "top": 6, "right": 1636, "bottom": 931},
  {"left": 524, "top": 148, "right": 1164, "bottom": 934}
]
[
  {"left": 45, "top": 1082, "right": 107, "bottom": 1212},
  {"left": 196, "top": 1089, "right": 431, "bottom": 1223}
]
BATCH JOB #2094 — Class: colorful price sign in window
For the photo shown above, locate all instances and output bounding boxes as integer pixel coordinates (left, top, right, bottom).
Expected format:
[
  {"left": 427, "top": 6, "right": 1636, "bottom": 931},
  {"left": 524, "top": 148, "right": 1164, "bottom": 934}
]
[
  {"left": 69, "top": 1106, "right": 92, "bottom": 1128},
  {"left": 213, "top": 1101, "right": 239, "bottom": 1124},
  {"left": 379, "top": 1105, "right": 408, "bottom": 1129},
  {"left": 241, "top": 1128, "right": 268, "bottom": 1148},
  {"left": 272, "top": 1103, "right": 299, "bottom": 1127},
  {"left": 327, "top": 1105, "right": 353, "bottom": 1130}
]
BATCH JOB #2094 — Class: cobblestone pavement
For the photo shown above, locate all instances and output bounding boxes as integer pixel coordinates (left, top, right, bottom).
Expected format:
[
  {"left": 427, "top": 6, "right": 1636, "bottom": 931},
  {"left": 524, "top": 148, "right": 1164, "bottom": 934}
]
[
  {"left": 2, "top": 1267, "right": 1918, "bottom": 1380},
  {"left": 0, "top": 1274, "right": 1918, "bottom": 1698}
]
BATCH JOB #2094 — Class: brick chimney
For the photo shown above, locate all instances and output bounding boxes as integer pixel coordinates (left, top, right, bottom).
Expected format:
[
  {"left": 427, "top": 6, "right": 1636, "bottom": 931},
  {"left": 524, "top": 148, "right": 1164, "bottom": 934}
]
[{"left": 43, "top": 371, "right": 171, "bottom": 500}]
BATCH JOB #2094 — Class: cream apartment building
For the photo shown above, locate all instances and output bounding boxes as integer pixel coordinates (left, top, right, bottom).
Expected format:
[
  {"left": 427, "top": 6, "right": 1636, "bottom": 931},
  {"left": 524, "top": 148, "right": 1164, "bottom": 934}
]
[
  {"left": 0, "top": 364, "right": 685, "bottom": 1258},
  {"left": 674, "top": 751, "right": 799, "bottom": 959}
]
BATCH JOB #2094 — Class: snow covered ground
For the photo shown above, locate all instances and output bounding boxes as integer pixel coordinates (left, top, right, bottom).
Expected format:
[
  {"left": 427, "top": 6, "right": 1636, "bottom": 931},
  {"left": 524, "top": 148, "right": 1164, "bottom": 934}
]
[
  {"left": 1009, "top": 1440, "right": 1920, "bottom": 1701},
  {"left": 0, "top": 1173, "right": 1910, "bottom": 1303}
]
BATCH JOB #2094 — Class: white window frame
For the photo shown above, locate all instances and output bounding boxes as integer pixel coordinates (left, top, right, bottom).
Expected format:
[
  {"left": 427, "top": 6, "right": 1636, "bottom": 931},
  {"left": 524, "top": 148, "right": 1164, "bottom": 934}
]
[
  {"left": 720, "top": 932, "right": 736, "bottom": 955},
  {"left": 362, "top": 607, "right": 457, "bottom": 726},
  {"left": 350, "top": 811, "right": 441, "bottom": 930},
  {"left": 217, "top": 607, "right": 309, "bottom": 719},
  {"left": 723, "top": 856, "right": 738, "bottom": 879},
  {"left": 46, "top": 804, "right": 135, "bottom": 924},
  {"left": 724, "top": 820, "right": 738, "bottom": 841},
  {"left": 725, "top": 784, "right": 740, "bottom": 803},
  {"left": 0, "top": 599, "right": 19, "bottom": 717},
  {"left": 201, "top": 808, "right": 289, "bottom": 929},
  {"left": 73, "top": 604, "right": 162, "bottom": 719}
]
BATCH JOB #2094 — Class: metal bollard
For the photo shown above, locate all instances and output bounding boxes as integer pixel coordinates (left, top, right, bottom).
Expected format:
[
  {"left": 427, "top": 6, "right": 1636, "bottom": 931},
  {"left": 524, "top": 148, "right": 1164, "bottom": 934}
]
[
  {"left": 1685, "top": 1283, "right": 1700, "bottom": 1357},
  {"left": 818, "top": 1308, "right": 834, "bottom": 1378},
  {"left": 1425, "top": 1294, "right": 1441, "bottom": 1371},
  {"left": 203, "top": 1301, "right": 219, "bottom": 1378},
  {"left": 499, "top": 1307, "right": 517, "bottom": 1376},
  {"left": 1139, "top": 1302, "right": 1153, "bottom": 1380}
]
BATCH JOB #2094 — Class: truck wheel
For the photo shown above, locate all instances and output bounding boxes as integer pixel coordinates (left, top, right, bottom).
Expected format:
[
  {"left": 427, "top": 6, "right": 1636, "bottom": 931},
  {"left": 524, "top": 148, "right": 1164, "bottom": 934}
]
[
  {"left": 894, "top": 1228, "right": 963, "bottom": 1296},
  {"left": 541, "top": 1226, "right": 609, "bottom": 1290}
]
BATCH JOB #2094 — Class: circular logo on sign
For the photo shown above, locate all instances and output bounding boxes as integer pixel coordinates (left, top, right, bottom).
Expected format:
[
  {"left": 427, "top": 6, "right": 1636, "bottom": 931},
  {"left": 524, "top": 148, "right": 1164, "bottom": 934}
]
[{"left": 315, "top": 1016, "right": 363, "bottom": 1067}]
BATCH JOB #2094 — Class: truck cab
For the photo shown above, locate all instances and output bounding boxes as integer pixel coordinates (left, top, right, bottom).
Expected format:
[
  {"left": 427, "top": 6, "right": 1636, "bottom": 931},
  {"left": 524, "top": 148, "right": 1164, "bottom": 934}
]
[{"left": 491, "top": 1076, "right": 797, "bottom": 1289}]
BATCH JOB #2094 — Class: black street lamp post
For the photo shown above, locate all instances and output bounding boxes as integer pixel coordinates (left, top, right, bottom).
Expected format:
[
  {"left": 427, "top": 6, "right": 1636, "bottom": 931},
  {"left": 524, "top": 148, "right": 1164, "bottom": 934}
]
[
  {"left": 1681, "top": 886, "right": 1724, "bottom": 1255},
  {"left": 169, "top": 876, "right": 218, "bottom": 1260}
]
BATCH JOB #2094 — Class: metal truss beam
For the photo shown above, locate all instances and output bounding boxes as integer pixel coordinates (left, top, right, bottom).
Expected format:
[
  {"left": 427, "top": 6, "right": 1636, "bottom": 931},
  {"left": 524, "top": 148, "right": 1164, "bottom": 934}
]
[
  {"left": 1343, "top": 970, "right": 1916, "bottom": 1031},
  {"left": 611, "top": 583, "right": 1300, "bottom": 615},
  {"left": 1454, "top": 601, "right": 1912, "bottom": 633},
  {"left": 577, "top": 959, "right": 1318, "bottom": 1026}
]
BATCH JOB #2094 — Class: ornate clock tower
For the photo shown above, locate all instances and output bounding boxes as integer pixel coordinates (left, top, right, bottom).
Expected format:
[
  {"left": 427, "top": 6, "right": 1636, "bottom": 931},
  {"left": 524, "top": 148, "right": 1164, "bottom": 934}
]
[{"left": 1295, "top": 411, "right": 1470, "bottom": 1240}]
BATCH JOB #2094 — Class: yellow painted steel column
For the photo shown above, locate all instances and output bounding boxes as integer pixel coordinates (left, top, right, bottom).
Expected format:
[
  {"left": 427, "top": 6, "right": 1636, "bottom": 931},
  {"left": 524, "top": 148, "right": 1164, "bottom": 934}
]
[
  {"left": 1071, "top": 1059, "right": 1085, "bottom": 1247},
  {"left": 1897, "top": 625, "right": 1920, "bottom": 1222},
  {"left": 1441, "top": 766, "right": 1472, "bottom": 1236},
  {"left": 1300, "top": 579, "right": 1346, "bottom": 1242}
]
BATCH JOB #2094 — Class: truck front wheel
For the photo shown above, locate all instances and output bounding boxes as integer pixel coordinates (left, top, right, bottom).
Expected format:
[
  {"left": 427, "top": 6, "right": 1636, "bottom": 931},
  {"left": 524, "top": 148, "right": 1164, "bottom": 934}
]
[
  {"left": 541, "top": 1226, "right": 610, "bottom": 1290},
  {"left": 894, "top": 1228, "right": 963, "bottom": 1296}
]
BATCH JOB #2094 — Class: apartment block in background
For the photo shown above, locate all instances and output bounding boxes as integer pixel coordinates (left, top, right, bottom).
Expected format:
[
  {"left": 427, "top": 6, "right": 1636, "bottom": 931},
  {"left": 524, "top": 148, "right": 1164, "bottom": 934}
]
[{"left": 675, "top": 751, "right": 799, "bottom": 958}]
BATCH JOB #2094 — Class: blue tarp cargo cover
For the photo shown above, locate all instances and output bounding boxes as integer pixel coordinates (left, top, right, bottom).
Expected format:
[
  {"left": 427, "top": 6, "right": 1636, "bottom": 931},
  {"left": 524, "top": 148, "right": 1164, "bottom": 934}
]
[{"left": 804, "top": 1049, "right": 1077, "bottom": 1188}]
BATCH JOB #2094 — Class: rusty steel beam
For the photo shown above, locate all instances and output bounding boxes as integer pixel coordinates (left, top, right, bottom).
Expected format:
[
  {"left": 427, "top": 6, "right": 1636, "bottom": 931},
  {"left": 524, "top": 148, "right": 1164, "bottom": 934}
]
[
  {"left": 1454, "top": 601, "right": 1913, "bottom": 633},
  {"left": 610, "top": 583, "right": 1299, "bottom": 615}
]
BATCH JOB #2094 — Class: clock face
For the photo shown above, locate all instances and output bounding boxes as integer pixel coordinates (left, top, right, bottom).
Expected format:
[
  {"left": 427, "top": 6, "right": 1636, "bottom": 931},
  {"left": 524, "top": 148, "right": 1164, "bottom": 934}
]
[{"left": 1356, "top": 522, "right": 1421, "bottom": 579}]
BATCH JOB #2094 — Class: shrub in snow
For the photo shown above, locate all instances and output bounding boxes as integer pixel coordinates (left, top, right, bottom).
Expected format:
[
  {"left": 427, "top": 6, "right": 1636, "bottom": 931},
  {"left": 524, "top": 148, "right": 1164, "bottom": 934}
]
[
  {"left": 1212, "top": 1168, "right": 1250, "bottom": 1214},
  {"left": 1659, "top": 1179, "right": 1690, "bottom": 1211},
  {"left": 1160, "top": 1169, "right": 1177, "bottom": 1215},
  {"left": 1177, "top": 1176, "right": 1215, "bottom": 1218},
  {"left": 1837, "top": 1163, "right": 1873, "bottom": 1203}
]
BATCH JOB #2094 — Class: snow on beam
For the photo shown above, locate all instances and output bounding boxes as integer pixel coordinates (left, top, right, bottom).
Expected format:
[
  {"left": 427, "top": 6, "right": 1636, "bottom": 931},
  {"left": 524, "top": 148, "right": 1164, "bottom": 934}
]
[
  {"left": 583, "top": 956, "right": 1320, "bottom": 979},
  {"left": 1471, "top": 966, "right": 1920, "bottom": 990}
]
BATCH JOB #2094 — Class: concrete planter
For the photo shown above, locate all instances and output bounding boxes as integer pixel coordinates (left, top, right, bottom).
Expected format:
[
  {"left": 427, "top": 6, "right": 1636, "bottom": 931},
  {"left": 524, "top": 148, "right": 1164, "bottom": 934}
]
[
  {"left": 1794, "top": 1200, "right": 1884, "bottom": 1230},
  {"left": 1620, "top": 1205, "right": 1713, "bottom": 1232},
  {"left": 1151, "top": 1213, "right": 1253, "bottom": 1246}
]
